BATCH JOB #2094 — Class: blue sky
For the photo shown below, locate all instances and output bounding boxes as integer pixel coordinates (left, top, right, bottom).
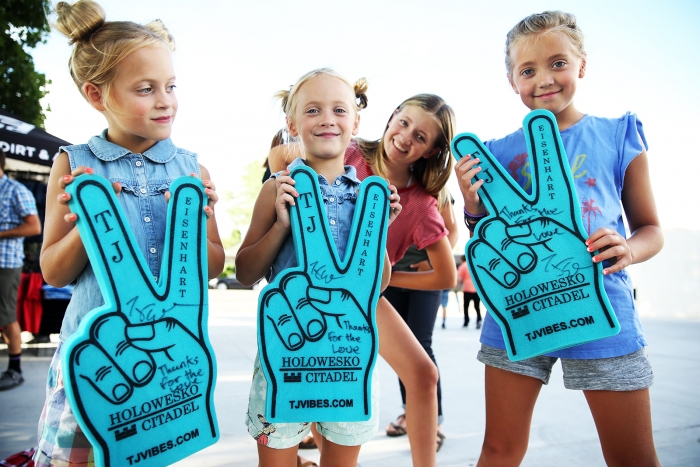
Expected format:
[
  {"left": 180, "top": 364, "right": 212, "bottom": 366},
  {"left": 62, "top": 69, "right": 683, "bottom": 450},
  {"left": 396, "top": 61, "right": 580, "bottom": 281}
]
[{"left": 31, "top": 0, "right": 700, "bottom": 242}]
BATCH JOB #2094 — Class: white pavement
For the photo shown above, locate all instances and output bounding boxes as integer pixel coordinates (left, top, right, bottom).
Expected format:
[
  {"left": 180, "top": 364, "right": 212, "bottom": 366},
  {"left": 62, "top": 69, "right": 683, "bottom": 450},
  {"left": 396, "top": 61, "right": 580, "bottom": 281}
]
[{"left": 2, "top": 289, "right": 699, "bottom": 466}]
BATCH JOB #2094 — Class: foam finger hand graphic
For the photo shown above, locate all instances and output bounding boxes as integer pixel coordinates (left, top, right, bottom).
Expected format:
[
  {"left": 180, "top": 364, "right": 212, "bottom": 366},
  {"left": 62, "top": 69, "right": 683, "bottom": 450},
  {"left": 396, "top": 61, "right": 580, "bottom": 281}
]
[
  {"left": 258, "top": 166, "right": 389, "bottom": 423},
  {"left": 62, "top": 175, "right": 218, "bottom": 467},
  {"left": 452, "top": 110, "right": 619, "bottom": 361}
]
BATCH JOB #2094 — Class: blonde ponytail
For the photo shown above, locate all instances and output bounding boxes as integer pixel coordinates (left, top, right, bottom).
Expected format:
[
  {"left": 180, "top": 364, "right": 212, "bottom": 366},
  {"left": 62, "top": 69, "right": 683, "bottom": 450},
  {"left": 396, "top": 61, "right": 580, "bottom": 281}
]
[{"left": 354, "top": 77, "right": 369, "bottom": 110}]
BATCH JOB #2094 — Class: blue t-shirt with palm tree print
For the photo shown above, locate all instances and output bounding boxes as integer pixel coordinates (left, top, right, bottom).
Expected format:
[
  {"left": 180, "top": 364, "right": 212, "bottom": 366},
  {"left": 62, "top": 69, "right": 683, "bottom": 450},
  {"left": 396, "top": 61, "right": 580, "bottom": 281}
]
[{"left": 479, "top": 112, "right": 648, "bottom": 359}]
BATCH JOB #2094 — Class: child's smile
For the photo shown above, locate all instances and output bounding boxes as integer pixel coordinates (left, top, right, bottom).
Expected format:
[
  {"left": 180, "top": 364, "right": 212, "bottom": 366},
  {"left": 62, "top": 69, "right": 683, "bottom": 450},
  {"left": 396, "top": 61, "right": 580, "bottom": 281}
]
[
  {"left": 383, "top": 105, "right": 439, "bottom": 167},
  {"left": 508, "top": 31, "right": 586, "bottom": 130},
  {"left": 288, "top": 75, "right": 359, "bottom": 162}
]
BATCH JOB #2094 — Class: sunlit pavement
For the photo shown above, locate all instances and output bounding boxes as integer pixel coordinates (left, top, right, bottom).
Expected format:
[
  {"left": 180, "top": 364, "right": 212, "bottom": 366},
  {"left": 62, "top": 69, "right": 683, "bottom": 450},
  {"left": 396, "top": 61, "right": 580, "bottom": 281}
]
[{"left": 2, "top": 289, "right": 699, "bottom": 466}]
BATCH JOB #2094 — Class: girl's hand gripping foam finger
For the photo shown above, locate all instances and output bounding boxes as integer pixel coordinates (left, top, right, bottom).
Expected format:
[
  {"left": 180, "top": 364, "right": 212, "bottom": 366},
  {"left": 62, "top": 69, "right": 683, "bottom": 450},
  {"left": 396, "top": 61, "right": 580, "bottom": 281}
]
[
  {"left": 387, "top": 183, "right": 402, "bottom": 224},
  {"left": 586, "top": 227, "right": 633, "bottom": 275},
  {"left": 274, "top": 172, "right": 297, "bottom": 229},
  {"left": 454, "top": 155, "right": 485, "bottom": 214}
]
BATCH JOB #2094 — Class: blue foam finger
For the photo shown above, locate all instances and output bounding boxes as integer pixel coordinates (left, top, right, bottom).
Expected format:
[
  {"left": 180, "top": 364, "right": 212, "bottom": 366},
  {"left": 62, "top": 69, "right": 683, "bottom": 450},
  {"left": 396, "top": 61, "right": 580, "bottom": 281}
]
[
  {"left": 258, "top": 166, "right": 389, "bottom": 422},
  {"left": 452, "top": 110, "right": 619, "bottom": 361},
  {"left": 62, "top": 175, "right": 218, "bottom": 467}
]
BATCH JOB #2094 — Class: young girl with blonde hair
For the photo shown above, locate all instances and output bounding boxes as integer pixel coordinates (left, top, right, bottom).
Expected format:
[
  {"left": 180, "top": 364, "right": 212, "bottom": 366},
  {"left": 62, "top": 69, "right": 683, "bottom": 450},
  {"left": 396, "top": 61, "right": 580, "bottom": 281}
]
[
  {"left": 455, "top": 10, "right": 663, "bottom": 466},
  {"left": 236, "top": 68, "right": 400, "bottom": 467},
  {"left": 269, "top": 91, "right": 457, "bottom": 466},
  {"left": 35, "top": 1, "right": 225, "bottom": 464}
]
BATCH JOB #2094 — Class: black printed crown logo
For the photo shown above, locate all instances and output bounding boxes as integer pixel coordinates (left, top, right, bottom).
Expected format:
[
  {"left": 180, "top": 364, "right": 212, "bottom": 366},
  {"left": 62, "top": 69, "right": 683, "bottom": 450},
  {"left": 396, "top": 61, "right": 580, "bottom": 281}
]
[
  {"left": 283, "top": 372, "right": 302, "bottom": 383},
  {"left": 115, "top": 424, "right": 137, "bottom": 441},
  {"left": 511, "top": 305, "right": 530, "bottom": 320}
]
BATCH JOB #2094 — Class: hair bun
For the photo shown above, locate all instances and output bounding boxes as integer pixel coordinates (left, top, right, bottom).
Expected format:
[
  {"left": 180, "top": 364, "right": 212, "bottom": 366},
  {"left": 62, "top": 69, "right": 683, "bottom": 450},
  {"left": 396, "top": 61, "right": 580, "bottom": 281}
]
[
  {"left": 354, "top": 77, "right": 369, "bottom": 110},
  {"left": 145, "top": 19, "right": 176, "bottom": 51},
  {"left": 55, "top": 0, "right": 105, "bottom": 44}
]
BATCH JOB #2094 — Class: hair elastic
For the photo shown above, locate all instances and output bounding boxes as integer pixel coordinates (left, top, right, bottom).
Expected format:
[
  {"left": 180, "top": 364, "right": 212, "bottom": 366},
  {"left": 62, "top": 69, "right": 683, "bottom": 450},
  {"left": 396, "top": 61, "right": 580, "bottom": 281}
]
[{"left": 464, "top": 206, "right": 486, "bottom": 218}]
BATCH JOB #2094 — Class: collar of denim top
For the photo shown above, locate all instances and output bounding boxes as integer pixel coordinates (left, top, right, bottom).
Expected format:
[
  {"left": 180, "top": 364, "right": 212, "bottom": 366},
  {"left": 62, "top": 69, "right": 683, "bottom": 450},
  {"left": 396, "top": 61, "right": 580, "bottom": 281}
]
[
  {"left": 287, "top": 156, "right": 361, "bottom": 186},
  {"left": 86, "top": 129, "right": 178, "bottom": 163}
]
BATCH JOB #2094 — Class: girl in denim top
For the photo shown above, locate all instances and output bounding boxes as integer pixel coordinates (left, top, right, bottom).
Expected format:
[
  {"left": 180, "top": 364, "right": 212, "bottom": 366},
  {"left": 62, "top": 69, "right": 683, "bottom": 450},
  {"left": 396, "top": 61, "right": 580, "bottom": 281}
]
[
  {"left": 35, "top": 1, "right": 224, "bottom": 465},
  {"left": 236, "top": 68, "right": 400, "bottom": 467},
  {"left": 455, "top": 11, "right": 663, "bottom": 466},
  {"left": 268, "top": 92, "right": 457, "bottom": 466}
]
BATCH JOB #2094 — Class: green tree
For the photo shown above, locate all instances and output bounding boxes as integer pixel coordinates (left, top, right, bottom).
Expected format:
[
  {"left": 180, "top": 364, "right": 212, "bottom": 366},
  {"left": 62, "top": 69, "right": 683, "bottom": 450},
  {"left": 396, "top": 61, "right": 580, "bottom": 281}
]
[
  {"left": 223, "top": 159, "right": 265, "bottom": 251},
  {"left": 1, "top": 0, "right": 52, "bottom": 127}
]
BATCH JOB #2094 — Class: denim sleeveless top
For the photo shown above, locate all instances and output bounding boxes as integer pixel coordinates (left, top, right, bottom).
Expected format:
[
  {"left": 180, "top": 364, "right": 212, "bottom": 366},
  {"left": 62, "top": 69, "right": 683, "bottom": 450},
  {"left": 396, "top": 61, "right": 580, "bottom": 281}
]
[
  {"left": 269, "top": 158, "right": 360, "bottom": 282},
  {"left": 59, "top": 130, "right": 200, "bottom": 341}
]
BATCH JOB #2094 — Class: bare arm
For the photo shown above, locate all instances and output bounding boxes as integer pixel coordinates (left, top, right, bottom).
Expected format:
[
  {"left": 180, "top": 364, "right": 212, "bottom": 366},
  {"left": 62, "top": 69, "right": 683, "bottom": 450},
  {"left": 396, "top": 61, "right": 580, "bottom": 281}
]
[
  {"left": 380, "top": 251, "right": 391, "bottom": 291},
  {"left": 39, "top": 153, "right": 91, "bottom": 287},
  {"left": 0, "top": 214, "right": 41, "bottom": 239},
  {"left": 440, "top": 200, "right": 459, "bottom": 249},
  {"left": 388, "top": 236, "right": 457, "bottom": 290},
  {"left": 587, "top": 148, "right": 663, "bottom": 274},
  {"left": 235, "top": 176, "right": 296, "bottom": 286},
  {"left": 199, "top": 164, "right": 225, "bottom": 279}
]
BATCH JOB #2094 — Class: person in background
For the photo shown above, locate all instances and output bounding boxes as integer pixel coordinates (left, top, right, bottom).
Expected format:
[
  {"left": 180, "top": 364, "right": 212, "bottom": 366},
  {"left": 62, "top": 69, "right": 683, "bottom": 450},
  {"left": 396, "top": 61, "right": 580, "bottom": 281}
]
[
  {"left": 383, "top": 187, "right": 458, "bottom": 453},
  {"left": 457, "top": 254, "right": 482, "bottom": 329},
  {"left": 0, "top": 150, "right": 42, "bottom": 390}
]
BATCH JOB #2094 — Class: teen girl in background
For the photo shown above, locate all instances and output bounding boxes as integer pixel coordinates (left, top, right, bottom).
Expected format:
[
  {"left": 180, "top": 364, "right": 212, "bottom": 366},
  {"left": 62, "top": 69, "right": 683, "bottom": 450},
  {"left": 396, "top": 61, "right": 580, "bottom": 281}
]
[
  {"left": 455, "top": 11, "right": 663, "bottom": 466},
  {"left": 383, "top": 187, "right": 458, "bottom": 452},
  {"left": 35, "top": 1, "right": 225, "bottom": 465}
]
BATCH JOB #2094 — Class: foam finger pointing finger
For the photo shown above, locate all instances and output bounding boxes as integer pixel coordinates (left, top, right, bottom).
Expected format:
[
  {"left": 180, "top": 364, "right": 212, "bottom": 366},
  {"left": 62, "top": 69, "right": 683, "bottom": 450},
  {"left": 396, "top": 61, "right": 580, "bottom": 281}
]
[
  {"left": 66, "top": 175, "right": 153, "bottom": 303},
  {"left": 452, "top": 133, "right": 525, "bottom": 217},
  {"left": 288, "top": 167, "right": 336, "bottom": 269},
  {"left": 163, "top": 179, "right": 209, "bottom": 310},
  {"left": 346, "top": 177, "right": 390, "bottom": 304},
  {"left": 523, "top": 112, "right": 579, "bottom": 229}
]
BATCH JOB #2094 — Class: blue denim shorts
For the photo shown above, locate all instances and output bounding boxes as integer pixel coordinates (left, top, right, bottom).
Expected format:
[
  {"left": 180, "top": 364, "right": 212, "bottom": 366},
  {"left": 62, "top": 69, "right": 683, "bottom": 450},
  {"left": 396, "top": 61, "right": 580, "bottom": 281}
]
[
  {"left": 440, "top": 289, "right": 450, "bottom": 308},
  {"left": 477, "top": 344, "right": 654, "bottom": 391}
]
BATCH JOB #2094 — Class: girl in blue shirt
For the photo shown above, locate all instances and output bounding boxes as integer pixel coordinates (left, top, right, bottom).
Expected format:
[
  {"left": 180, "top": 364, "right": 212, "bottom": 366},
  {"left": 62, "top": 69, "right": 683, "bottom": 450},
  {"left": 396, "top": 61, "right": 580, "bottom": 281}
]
[{"left": 455, "top": 11, "right": 664, "bottom": 466}]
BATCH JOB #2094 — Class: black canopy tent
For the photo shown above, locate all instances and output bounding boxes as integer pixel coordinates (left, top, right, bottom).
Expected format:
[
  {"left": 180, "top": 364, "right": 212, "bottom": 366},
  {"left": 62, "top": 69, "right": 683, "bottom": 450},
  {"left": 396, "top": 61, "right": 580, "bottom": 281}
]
[{"left": 0, "top": 109, "right": 70, "bottom": 169}]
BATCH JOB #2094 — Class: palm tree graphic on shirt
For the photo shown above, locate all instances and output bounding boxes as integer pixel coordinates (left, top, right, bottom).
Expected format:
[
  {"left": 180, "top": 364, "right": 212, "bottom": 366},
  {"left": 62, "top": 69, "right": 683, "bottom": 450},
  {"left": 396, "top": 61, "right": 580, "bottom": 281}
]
[{"left": 581, "top": 198, "right": 602, "bottom": 235}]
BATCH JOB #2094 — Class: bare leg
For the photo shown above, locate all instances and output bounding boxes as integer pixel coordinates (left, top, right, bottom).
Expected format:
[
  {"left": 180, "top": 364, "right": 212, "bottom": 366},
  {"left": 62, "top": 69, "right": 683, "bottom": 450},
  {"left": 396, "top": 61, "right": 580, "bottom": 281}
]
[
  {"left": 2, "top": 321, "right": 21, "bottom": 354},
  {"left": 584, "top": 388, "right": 660, "bottom": 467},
  {"left": 311, "top": 423, "right": 323, "bottom": 453},
  {"left": 257, "top": 444, "right": 298, "bottom": 467},
  {"left": 377, "top": 297, "right": 439, "bottom": 467},
  {"left": 477, "top": 365, "right": 542, "bottom": 467},
  {"left": 319, "top": 439, "right": 361, "bottom": 467}
]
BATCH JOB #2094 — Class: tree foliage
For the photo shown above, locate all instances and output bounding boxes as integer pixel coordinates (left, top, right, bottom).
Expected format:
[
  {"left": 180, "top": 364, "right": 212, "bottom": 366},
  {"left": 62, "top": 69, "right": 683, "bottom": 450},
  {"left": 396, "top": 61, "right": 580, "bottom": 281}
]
[
  {"left": 223, "top": 159, "right": 266, "bottom": 251},
  {"left": 0, "top": 0, "right": 52, "bottom": 127}
]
